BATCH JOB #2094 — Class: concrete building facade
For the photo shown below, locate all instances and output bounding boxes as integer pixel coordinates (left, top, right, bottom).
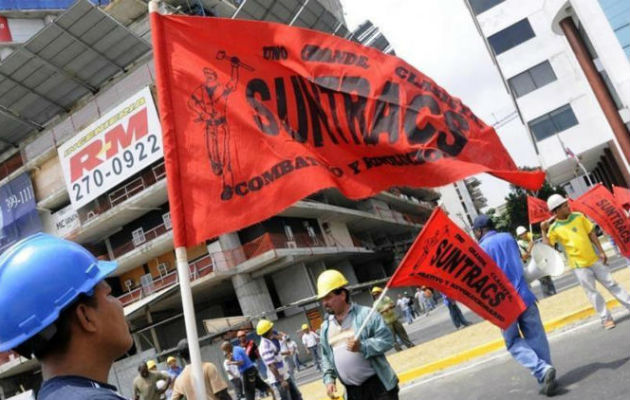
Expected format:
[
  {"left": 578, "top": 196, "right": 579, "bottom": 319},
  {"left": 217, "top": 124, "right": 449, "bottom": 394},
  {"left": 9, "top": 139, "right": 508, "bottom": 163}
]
[
  {"left": 464, "top": 0, "right": 630, "bottom": 198},
  {"left": 0, "top": 1, "right": 439, "bottom": 397}
]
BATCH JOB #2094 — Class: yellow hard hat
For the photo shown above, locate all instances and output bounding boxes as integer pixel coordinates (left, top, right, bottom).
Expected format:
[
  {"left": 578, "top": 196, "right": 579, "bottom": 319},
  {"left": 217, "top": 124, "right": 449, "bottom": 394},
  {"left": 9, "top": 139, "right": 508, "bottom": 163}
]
[
  {"left": 167, "top": 356, "right": 176, "bottom": 364},
  {"left": 256, "top": 319, "right": 274, "bottom": 336},
  {"left": 371, "top": 286, "right": 383, "bottom": 294},
  {"left": 301, "top": 323, "right": 309, "bottom": 330},
  {"left": 316, "top": 269, "right": 349, "bottom": 299},
  {"left": 146, "top": 359, "right": 157, "bottom": 370}
]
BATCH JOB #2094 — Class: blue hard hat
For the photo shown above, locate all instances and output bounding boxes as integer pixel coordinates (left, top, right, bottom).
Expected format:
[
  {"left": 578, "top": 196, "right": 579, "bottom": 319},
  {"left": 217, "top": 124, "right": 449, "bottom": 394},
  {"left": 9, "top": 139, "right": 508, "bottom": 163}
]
[
  {"left": 0, "top": 233, "right": 117, "bottom": 352},
  {"left": 472, "top": 214, "right": 493, "bottom": 230}
]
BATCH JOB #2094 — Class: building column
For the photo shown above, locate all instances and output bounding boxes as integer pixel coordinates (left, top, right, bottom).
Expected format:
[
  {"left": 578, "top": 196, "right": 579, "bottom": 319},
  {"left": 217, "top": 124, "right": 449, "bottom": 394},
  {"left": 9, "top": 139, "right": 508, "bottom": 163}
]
[
  {"left": 145, "top": 307, "right": 162, "bottom": 353},
  {"left": 219, "top": 232, "right": 246, "bottom": 270},
  {"left": 232, "top": 273, "right": 277, "bottom": 320},
  {"left": 599, "top": 158, "right": 615, "bottom": 188},
  {"left": 604, "top": 147, "right": 629, "bottom": 186},
  {"left": 559, "top": 17, "right": 630, "bottom": 167}
]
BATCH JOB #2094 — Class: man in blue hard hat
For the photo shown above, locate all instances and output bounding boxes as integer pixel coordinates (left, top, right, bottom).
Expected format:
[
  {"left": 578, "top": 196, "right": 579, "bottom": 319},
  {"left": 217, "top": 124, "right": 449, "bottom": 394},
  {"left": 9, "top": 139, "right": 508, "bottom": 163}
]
[{"left": 0, "top": 233, "right": 133, "bottom": 399}]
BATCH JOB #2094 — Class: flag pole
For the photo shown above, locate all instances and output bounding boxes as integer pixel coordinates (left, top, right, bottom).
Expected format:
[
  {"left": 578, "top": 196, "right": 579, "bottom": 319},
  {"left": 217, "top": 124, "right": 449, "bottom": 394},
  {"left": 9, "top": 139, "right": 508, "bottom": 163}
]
[
  {"left": 354, "top": 208, "right": 440, "bottom": 338},
  {"left": 149, "top": 2, "right": 207, "bottom": 400}
]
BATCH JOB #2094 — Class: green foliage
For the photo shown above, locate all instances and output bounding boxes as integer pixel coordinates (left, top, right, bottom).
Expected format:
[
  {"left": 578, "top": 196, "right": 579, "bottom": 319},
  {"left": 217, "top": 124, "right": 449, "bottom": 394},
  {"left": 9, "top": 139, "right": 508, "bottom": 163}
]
[{"left": 494, "top": 168, "right": 566, "bottom": 234}]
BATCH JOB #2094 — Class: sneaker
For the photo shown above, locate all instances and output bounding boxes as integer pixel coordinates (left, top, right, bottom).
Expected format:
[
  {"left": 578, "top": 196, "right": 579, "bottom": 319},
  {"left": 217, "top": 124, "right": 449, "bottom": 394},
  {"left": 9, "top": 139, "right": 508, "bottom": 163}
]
[
  {"left": 540, "top": 367, "right": 557, "bottom": 396},
  {"left": 603, "top": 319, "right": 616, "bottom": 330}
]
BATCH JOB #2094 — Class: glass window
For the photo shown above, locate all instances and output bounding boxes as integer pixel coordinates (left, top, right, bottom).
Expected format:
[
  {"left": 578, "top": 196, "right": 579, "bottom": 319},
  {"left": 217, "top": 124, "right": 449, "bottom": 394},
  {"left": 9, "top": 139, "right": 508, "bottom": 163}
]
[
  {"left": 598, "top": 0, "right": 630, "bottom": 60},
  {"left": 469, "top": 0, "right": 506, "bottom": 15},
  {"left": 508, "top": 61, "right": 556, "bottom": 97},
  {"left": 528, "top": 104, "right": 578, "bottom": 141},
  {"left": 550, "top": 105, "right": 578, "bottom": 132},
  {"left": 488, "top": 19, "right": 535, "bottom": 55},
  {"left": 529, "top": 61, "right": 556, "bottom": 87}
]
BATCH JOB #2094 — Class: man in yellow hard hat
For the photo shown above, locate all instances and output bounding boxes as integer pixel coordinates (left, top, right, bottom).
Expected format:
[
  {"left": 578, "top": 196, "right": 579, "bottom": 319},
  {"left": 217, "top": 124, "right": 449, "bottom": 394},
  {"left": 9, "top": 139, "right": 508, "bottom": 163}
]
[
  {"left": 316, "top": 270, "right": 398, "bottom": 400},
  {"left": 371, "top": 287, "right": 414, "bottom": 352},
  {"left": 300, "top": 322, "right": 321, "bottom": 371},
  {"left": 257, "top": 319, "right": 303, "bottom": 400}
]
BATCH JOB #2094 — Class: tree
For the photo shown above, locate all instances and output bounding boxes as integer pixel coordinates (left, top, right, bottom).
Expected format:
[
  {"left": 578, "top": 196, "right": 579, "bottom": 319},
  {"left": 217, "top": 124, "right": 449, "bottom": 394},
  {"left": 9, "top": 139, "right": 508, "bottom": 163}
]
[{"left": 496, "top": 168, "right": 566, "bottom": 234}]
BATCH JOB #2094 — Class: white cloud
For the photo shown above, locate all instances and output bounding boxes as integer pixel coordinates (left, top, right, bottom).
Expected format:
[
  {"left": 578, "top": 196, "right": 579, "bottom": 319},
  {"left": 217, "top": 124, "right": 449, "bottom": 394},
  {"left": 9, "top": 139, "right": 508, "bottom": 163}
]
[{"left": 340, "top": 0, "right": 540, "bottom": 207}]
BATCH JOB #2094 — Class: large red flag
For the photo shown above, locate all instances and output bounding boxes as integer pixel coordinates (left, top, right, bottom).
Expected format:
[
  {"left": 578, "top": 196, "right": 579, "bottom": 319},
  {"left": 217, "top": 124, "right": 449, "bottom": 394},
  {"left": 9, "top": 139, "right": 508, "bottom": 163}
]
[
  {"left": 613, "top": 185, "right": 630, "bottom": 210},
  {"left": 150, "top": 14, "right": 545, "bottom": 247},
  {"left": 527, "top": 195, "right": 553, "bottom": 224},
  {"left": 569, "top": 184, "right": 630, "bottom": 257},
  {"left": 388, "top": 208, "right": 526, "bottom": 329}
]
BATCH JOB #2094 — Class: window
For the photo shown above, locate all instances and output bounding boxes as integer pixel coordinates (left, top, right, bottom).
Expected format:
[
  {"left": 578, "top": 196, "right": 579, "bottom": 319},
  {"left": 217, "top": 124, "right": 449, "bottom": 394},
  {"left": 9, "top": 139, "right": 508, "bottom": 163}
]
[
  {"left": 528, "top": 104, "right": 579, "bottom": 141},
  {"left": 469, "top": 0, "right": 505, "bottom": 15},
  {"left": 488, "top": 19, "right": 535, "bottom": 55},
  {"left": 508, "top": 61, "right": 557, "bottom": 97}
]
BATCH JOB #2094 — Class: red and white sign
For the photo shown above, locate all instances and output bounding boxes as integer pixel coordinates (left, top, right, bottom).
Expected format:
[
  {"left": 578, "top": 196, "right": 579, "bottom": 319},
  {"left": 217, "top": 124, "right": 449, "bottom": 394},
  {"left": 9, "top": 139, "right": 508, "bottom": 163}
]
[{"left": 58, "top": 87, "right": 163, "bottom": 209}]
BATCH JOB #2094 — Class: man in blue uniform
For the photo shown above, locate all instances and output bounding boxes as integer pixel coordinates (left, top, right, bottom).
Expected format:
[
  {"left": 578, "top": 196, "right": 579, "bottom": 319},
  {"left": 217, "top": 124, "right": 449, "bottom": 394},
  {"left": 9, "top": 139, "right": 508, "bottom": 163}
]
[{"left": 473, "top": 215, "right": 558, "bottom": 396}]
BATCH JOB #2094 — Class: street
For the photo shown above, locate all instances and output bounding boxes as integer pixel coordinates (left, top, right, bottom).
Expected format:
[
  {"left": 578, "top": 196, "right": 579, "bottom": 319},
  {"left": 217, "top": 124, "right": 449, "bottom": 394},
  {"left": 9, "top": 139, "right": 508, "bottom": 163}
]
[
  {"left": 400, "top": 309, "right": 630, "bottom": 399},
  {"left": 293, "top": 257, "right": 629, "bottom": 386}
]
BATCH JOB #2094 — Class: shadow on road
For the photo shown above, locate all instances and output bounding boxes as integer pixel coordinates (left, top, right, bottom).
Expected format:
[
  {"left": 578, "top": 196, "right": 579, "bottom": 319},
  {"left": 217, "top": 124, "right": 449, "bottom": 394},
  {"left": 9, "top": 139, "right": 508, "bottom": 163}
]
[{"left": 558, "top": 356, "right": 630, "bottom": 386}]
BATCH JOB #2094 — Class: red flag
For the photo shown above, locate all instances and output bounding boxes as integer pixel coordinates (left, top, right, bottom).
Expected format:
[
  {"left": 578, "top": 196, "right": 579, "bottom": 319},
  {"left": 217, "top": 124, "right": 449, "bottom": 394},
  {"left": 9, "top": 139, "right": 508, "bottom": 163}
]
[
  {"left": 569, "top": 184, "right": 630, "bottom": 257},
  {"left": 613, "top": 185, "right": 630, "bottom": 209},
  {"left": 150, "top": 14, "right": 545, "bottom": 247},
  {"left": 388, "top": 208, "right": 526, "bottom": 329},
  {"left": 527, "top": 195, "right": 553, "bottom": 224}
]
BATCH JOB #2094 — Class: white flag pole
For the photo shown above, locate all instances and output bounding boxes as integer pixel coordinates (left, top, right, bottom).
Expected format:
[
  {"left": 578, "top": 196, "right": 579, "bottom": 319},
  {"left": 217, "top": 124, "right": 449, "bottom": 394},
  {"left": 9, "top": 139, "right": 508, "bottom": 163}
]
[{"left": 149, "top": 2, "right": 207, "bottom": 400}]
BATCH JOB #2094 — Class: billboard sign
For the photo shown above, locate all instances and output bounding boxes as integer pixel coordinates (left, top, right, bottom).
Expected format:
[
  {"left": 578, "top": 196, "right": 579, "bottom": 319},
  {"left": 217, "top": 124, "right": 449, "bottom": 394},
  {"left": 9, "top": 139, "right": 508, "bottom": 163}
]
[
  {"left": 51, "top": 204, "right": 80, "bottom": 237},
  {"left": 0, "top": 173, "right": 42, "bottom": 253},
  {"left": 58, "top": 87, "right": 163, "bottom": 209}
]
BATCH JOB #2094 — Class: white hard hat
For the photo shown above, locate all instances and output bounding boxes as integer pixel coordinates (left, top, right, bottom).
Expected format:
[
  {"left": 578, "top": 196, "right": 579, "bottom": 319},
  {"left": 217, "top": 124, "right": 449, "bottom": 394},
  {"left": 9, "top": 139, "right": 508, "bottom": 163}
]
[
  {"left": 156, "top": 380, "right": 167, "bottom": 390},
  {"left": 516, "top": 226, "right": 527, "bottom": 236},
  {"left": 547, "top": 194, "right": 568, "bottom": 211}
]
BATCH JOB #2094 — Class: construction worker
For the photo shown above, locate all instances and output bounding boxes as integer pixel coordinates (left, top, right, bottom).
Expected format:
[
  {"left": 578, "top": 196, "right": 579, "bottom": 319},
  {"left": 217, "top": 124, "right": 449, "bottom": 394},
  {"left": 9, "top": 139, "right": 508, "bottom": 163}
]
[
  {"left": 257, "top": 320, "right": 303, "bottom": 400},
  {"left": 300, "top": 323, "right": 321, "bottom": 370},
  {"left": 542, "top": 194, "right": 630, "bottom": 329},
  {"left": 473, "top": 215, "right": 557, "bottom": 396},
  {"left": 370, "top": 287, "right": 414, "bottom": 351},
  {"left": 133, "top": 362, "right": 172, "bottom": 400},
  {"left": 516, "top": 226, "right": 556, "bottom": 297},
  {"left": 171, "top": 339, "right": 231, "bottom": 400},
  {"left": 0, "top": 233, "right": 133, "bottom": 399},
  {"left": 317, "top": 270, "right": 398, "bottom": 400}
]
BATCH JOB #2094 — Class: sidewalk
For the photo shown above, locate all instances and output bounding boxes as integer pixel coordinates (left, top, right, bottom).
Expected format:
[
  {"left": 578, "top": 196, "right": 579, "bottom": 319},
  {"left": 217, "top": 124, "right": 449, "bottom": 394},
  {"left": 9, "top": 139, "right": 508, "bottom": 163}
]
[{"left": 297, "top": 267, "right": 630, "bottom": 400}]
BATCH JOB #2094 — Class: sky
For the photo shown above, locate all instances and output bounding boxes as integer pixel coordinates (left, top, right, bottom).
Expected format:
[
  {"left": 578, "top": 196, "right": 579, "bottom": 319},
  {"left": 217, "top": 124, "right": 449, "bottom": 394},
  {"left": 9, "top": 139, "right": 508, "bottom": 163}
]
[{"left": 340, "top": 0, "right": 540, "bottom": 209}]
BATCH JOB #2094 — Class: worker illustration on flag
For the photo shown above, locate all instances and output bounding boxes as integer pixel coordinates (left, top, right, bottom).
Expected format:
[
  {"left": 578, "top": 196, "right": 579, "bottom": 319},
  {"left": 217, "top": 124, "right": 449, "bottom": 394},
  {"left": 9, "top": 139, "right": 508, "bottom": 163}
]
[{"left": 188, "top": 50, "right": 254, "bottom": 189}]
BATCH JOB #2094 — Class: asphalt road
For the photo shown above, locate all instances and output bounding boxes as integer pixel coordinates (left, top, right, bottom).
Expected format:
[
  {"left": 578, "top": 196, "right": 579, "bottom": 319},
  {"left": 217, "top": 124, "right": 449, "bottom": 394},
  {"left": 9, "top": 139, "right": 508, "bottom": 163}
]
[
  {"left": 399, "top": 309, "right": 630, "bottom": 400},
  {"left": 293, "top": 256, "right": 629, "bottom": 386}
]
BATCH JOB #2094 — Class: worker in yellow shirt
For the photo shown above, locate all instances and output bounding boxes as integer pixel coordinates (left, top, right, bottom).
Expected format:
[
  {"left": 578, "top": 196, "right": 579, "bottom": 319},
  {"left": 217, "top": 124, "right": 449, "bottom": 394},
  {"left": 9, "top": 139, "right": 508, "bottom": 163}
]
[{"left": 541, "top": 194, "right": 630, "bottom": 330}]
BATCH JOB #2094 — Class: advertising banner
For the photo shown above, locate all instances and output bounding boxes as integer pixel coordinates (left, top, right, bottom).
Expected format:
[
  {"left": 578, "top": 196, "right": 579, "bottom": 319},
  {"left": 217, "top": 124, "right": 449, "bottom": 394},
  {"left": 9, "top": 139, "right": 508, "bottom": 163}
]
[
  {"left": 58, "top": 87, "right": 163, "bottom": 209},
  {"left": 51, "top": 204, "right": 80, "bottom": 238},
  {"left": 0, "top": 173, "right": 42, "bottom": 253}
]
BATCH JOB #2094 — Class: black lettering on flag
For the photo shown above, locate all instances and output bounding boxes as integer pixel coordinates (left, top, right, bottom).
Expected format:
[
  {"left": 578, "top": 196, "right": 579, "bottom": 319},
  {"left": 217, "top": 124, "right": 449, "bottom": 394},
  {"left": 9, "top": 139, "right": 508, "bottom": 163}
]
[
  {"left": 341, "top": 77, "right": 370, "bottom": 144},
  {"left": 367, "top": 81, "right": 400, "bottom": 145},
  {"left": 246, "top": 79, "right": 279, "bottom": 135}
]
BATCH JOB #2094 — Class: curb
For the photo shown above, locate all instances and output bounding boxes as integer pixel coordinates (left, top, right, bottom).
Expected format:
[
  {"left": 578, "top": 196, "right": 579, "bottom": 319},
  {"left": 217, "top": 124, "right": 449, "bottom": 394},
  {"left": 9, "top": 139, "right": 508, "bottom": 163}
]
[{"left": 396, "top": 298, "right": 621, "bottom": 386}]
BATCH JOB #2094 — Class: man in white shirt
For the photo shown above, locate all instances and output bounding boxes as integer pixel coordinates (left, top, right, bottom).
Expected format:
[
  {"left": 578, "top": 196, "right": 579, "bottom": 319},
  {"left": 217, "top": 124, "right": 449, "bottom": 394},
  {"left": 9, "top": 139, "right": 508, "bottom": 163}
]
[
  {"left": 223, "top": 354, "right": 243, "bottom": 400},
  {"left": 257, "top": 320, "right": 303, "bottom": 400},
  {"left": 300, "top": 324, "right": 321, "bottom": 371}
]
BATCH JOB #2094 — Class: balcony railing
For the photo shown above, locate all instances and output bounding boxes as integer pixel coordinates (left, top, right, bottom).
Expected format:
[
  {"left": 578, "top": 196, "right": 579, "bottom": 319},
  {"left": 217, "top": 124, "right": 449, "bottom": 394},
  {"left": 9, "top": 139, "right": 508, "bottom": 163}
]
[
  {"left": 111, "top": 217, "right": 172, "bottom": 258},
  {"left": 116, "top": 231, "right": 356, "bottom": 307},
  {"left": 80, "top": 161, "right": 166, "bottom": 224},
  {"left": 117, "top": 254, "right": 213, "bottom": 307}
]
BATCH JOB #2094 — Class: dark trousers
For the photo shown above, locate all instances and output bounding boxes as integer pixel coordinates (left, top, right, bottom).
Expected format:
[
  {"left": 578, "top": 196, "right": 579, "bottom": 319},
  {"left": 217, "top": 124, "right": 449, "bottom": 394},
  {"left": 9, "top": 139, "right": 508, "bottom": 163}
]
[
  {"left": 447, "top": 303, "right": 471, "bottom": 328},
  {"left": 388, "top": 320, "right": 414, "bottom": 350},
  {"left": 273, "top": 377, "right": 303, "bottom": 400},
  {"left": 216, "top": 388, "right": 233, "bottom": 400},
  {"left": 243, "top": 367, "right": 271, "bottom": 400},
  {"left": 539, "top": 276, "right": 557, "bottom": 297},
  {"left": 344, "top": 375, "right": 399, "bottom": 400}
]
